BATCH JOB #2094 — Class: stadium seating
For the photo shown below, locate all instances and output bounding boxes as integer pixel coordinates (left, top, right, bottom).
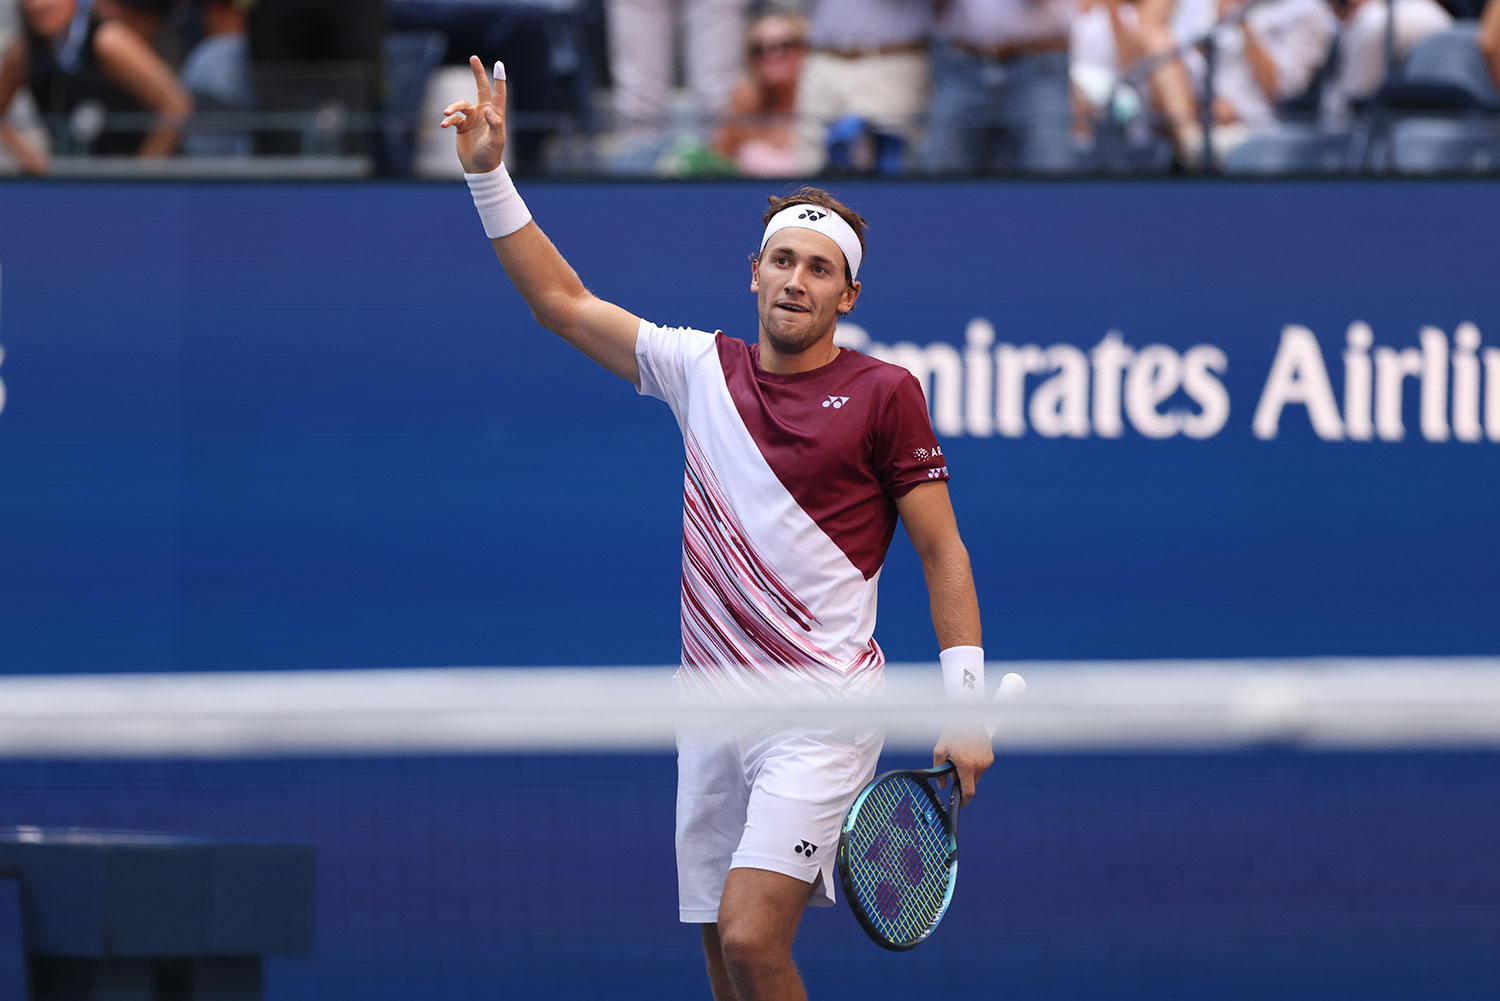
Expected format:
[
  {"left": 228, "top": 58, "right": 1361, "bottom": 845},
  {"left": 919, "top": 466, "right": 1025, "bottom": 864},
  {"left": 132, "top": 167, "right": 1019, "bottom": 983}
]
[
  {"left": 1390, "top": 117, "right": 1500, "bottom": 172},
  {"left": 1377, "top": 22, "right": 1500, "bottom": 172},
  {"left": 1222, "top": 123, "right": 1355, "bottom": 174},
  {"left": 1399, "top": 22, "right": 1500, "bottom": 107}
]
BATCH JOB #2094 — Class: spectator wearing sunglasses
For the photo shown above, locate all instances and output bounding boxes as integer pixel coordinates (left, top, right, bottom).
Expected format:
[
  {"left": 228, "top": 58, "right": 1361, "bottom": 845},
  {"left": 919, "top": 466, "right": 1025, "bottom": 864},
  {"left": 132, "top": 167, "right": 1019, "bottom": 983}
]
[{"left": 711, "top": 7, "right": 807, "bottom": 176}]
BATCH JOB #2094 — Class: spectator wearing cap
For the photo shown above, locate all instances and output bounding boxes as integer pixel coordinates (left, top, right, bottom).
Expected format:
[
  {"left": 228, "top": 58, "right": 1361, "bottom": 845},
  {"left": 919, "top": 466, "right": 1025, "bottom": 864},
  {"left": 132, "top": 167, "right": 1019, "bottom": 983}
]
[{"left": 921, "top": 0, "right": 1078, "bottom": 173}]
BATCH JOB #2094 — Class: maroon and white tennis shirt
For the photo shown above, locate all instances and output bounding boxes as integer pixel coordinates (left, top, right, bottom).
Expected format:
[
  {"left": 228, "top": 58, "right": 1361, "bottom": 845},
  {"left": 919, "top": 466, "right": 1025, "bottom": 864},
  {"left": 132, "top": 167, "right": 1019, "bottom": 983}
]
[{"left": 635, "top": 320, "right": 951, "bottom": 699}]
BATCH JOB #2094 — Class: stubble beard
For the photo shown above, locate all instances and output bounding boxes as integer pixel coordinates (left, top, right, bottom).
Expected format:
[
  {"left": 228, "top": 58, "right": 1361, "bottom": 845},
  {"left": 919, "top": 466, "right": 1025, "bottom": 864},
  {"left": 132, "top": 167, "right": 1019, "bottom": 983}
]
[{"left": 761, "top": 308, "right": 836, "bottom": 358}]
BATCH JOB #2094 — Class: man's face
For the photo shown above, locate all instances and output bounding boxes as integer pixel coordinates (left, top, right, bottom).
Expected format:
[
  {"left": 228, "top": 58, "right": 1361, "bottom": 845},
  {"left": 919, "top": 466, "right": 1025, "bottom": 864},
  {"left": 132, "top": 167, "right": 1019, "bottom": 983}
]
[{"left": 751, "top": 227, "right": 860, "bottom": 358}]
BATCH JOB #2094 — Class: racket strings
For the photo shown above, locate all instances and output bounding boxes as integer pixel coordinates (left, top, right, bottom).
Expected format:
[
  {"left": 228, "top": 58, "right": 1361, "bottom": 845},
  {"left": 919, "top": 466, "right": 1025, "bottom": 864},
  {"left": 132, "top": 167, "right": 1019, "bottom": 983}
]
[{"left": 843, "top": 775, "right": 953, "bottom": 943}]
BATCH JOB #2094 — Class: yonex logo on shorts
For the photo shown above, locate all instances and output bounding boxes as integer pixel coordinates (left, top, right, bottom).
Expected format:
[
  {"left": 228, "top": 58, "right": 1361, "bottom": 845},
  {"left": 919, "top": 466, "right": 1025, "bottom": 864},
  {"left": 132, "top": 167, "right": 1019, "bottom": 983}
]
[
  {"left": 822, "top": 396, "right": 849, "bottom": 409},
  {"left": 793, "top": 840, "right": 818, "bottom": 856}
]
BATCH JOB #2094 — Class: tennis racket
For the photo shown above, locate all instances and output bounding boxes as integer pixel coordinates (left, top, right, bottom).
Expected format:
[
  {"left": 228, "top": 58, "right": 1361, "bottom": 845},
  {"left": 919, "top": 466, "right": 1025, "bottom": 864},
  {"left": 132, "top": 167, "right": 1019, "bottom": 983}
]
[{"left": 837, "top": 671, "right": 1026, "bottom": 950}]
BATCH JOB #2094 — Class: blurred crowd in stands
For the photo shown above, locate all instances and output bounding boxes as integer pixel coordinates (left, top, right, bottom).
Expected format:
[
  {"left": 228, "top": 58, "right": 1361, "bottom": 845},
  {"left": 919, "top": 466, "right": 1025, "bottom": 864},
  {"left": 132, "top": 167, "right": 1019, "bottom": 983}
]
[{"left": 2, "top": 0, "right": 1499, "bottom": 176}]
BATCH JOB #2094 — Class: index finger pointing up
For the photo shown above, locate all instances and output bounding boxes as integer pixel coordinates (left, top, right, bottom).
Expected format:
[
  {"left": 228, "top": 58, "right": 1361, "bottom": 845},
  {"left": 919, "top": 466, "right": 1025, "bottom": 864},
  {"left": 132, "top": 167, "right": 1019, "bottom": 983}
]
[{"left": 468, "top": 55, "right": 492, "bottom": 106}]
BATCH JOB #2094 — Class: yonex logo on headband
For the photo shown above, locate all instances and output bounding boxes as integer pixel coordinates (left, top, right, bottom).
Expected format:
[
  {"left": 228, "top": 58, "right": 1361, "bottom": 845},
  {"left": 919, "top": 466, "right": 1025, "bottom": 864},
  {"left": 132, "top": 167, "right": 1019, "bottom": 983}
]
[{"left": 760, "top": 204, "right": 863, "bottom": 280}]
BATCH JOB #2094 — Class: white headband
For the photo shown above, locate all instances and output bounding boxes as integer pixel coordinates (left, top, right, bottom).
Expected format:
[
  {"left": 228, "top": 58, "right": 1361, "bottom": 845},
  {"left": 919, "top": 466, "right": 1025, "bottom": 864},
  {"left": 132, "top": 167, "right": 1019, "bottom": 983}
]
[{"left": 759, "top": 204, "right": 863, "bottom": 280}]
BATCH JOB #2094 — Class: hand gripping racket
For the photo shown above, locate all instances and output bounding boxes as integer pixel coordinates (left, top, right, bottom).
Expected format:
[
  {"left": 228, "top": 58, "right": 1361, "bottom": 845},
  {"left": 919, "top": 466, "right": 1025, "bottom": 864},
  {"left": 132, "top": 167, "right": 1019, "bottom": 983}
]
[{"left": 836, "top": 671, "right": 1026, "bottom": 950}]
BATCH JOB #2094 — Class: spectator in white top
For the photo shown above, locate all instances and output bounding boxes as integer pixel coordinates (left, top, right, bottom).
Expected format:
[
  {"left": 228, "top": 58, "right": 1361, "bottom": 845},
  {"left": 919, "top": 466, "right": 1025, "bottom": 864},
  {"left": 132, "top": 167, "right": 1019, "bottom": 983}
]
[
  {"left": 1137, "top": 0, "right": 1336, "bottom": 163},
  {"left": 920, "top": 0, "right": 1078, "bottom": 173},
  {"left": 793, "top": 0, "right": 933, "bottom": 174},
  {"left": 1069, "top": 0, "right": 1146, "bottom": 144},
  {"left": 1320, "top": 0, "right": 1453, "bottom": 128}
]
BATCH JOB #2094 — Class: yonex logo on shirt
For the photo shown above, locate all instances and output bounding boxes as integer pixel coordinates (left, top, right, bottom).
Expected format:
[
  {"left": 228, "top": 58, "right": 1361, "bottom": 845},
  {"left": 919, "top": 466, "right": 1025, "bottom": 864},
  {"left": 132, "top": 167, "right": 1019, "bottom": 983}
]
[
  {"left": 793, "top": 840, "right": 819, "bottom": 856},
  {"left": 926, "top": 466, "right": 949, "bottom": 479},
  {"left": 822, "top": 396, "right": 850, "bottom": 409}
]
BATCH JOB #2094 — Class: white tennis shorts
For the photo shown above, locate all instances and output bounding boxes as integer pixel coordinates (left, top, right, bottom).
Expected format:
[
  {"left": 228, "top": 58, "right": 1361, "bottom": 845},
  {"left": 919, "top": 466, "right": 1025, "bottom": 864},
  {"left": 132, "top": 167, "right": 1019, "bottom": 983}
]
[{"left": 676, "top": 723, "right": 884, "bottom": 923}]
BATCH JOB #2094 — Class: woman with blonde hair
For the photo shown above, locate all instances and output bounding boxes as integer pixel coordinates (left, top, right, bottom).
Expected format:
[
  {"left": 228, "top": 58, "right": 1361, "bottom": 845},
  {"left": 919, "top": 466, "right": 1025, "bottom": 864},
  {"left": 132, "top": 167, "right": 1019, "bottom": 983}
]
[{"left": 711, "top": 7, "right": 808, "bottom": 176}]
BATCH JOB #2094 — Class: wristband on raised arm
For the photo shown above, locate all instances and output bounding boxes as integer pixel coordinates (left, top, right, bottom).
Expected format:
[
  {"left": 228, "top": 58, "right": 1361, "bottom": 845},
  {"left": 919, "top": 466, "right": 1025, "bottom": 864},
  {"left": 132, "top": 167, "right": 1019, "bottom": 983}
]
[{"left": 465, "top": 164, "right": 532, "bottom": 240}]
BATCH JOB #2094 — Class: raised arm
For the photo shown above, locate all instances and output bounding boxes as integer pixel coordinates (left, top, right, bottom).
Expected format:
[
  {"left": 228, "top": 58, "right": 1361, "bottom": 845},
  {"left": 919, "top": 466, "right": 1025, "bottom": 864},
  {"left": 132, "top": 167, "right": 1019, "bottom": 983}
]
[
  {"left": 92, "top": 20, "right": 192, "bottom": 158},
  {"left": 895, "top": 480, "right": 993, "bottom": 806},
  {"left": 441, "top": 57, "right": 642, "bottom": 385}
]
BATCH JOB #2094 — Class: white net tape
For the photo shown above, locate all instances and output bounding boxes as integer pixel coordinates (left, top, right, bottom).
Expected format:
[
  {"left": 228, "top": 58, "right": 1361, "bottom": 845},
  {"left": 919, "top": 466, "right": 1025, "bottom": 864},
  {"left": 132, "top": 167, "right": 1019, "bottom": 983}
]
[{"left": 2, "top": 657, "right": 1498, "bottom": 757}]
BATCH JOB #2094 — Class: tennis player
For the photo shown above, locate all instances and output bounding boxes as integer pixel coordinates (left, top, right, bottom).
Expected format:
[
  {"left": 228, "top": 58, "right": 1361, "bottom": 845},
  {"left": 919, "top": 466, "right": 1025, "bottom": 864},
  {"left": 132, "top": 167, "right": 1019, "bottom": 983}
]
[{"left": 443, "top": 57, "right": 993, "bottom": 1001}]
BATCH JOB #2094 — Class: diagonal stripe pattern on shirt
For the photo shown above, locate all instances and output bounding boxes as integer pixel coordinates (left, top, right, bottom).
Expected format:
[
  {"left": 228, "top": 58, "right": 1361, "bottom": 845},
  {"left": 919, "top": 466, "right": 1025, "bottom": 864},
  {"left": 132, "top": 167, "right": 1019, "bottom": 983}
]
[{"left": 680, "top": 429, "right": 881, "bottom": 697}]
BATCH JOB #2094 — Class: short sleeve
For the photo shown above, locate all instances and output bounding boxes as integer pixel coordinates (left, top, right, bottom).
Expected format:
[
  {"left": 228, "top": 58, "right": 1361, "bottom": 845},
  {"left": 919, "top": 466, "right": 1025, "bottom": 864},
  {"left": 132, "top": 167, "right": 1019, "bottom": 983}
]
[
  {"left": 873, "top": 373, "right": 950, "bottom": 498},
  {"left": 634, "top": 319, "right": 717, "bottom": 423}
]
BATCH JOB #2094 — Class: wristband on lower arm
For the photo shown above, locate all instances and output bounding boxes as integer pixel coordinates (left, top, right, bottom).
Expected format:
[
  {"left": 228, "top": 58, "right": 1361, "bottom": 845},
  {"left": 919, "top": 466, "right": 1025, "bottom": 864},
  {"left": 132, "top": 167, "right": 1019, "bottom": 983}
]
[
  {"left": 939, "top": 645, "right": 985, "bottom": 700},
  {"left": 465, "top": 164, "right": 532, "bottom": 239}
]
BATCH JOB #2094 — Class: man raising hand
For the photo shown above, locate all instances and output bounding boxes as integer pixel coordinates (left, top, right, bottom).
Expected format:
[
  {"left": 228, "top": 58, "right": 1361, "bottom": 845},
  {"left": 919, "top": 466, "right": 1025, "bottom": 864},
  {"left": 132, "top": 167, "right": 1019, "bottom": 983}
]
[{"left": 442, "top": 59, "right": 992, "bottom": 1001}]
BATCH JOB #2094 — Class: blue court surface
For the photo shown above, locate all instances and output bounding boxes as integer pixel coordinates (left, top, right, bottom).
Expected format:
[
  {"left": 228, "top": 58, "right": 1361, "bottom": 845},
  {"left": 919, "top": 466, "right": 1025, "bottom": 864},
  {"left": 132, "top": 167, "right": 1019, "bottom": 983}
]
[{"left": 0, "top": 749, "right": 1495, "bottom": 1001}]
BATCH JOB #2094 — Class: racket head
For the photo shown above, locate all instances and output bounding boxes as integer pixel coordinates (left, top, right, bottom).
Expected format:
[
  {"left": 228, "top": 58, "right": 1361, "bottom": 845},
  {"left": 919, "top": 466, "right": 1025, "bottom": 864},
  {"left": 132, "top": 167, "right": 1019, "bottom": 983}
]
[{"left": 837, "top": 762, "right": 960, "bottom": 951}]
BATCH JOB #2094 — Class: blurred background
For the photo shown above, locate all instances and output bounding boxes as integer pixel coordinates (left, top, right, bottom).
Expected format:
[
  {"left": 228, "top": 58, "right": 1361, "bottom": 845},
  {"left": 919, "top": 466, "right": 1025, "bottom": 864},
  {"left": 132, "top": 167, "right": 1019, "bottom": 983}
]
[
  {"left": 2, "top": 0, "right": 1500, "bottom": 177},
  {"left": 2, "top": 2, "right": 1499, "bottom": 1001}
]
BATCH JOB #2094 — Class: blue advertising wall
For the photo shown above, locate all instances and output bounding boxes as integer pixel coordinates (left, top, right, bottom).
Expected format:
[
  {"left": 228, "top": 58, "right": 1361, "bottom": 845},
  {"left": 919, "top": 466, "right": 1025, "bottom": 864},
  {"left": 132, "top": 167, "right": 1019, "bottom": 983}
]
[{"left": 1, "top": 180, "right": 1497, "bottom": 673}]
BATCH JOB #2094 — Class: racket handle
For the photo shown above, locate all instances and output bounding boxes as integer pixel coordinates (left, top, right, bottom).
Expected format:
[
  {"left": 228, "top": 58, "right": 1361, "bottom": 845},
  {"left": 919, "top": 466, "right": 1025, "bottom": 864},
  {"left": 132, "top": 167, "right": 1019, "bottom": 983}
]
[{"left": 940, "top": 674, "right": 1026, "bottom": 830}]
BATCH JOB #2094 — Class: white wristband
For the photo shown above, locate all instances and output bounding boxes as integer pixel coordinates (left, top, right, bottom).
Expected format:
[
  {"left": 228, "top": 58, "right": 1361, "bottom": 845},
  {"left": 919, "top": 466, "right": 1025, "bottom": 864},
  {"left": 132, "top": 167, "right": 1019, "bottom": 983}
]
[
  {"left": 939, "top": 646, "right": 985, "bottom": 700},
  {"left": 464, "top": 164, "right": 532, "bottom": 240}
]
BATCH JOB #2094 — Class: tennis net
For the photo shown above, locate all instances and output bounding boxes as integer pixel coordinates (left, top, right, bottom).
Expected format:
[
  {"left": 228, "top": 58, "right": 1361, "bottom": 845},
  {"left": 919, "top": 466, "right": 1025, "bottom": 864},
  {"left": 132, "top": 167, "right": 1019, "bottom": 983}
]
[{"left": 1, "top": 658, "right": 1497, "bottom": 1001}]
